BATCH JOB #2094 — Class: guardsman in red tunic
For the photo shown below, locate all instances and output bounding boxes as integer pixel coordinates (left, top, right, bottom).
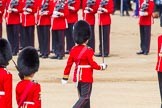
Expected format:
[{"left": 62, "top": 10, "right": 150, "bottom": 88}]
[
  {"left": 36, "top": 0, "right": 53, "bottom": 58},
  {"left": 136, "top": 0, "right": 154, "bottom": 55},
  {"left": 82, "top": 0, "right": 98, "bottom": 51},
  {"left": 5, "top": 0, "right": 22, "bottom": 56},
  {"left": 95, "top": 0, "right": 114, "bottom": 57},
  {"left": 0, "top": 0, "right": 6, "bottom": 38},
  {"left": 0, "top": 38, "right": 13, "bottom": 108},
  {"left": 16, "top": 46, "right": 41, "bottom": 108},
  {"left": 21, "top": 0, "right": 38, "bottom": 47},
  {"left": 156, "top": 35, "right": 162, "bottom": 108},
  {"left": 65, "top": 0, "right": 80, "bottom": 54},
  {"left": 62, "top": 20, "right": 107, "bottom": 108},
  {"left": 50, "top": 0, "right": 69, "bottom": 60}
]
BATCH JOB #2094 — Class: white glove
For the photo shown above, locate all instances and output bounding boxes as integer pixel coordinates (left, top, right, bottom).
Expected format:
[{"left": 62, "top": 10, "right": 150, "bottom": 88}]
[
  {"left": 53, "top": 11, "right": 64, "bottom": 16},
  {"left": 68, "top": 6, "right": 75, "bottom": 10},
  {"left": 39, "top": 10, "right": 43, "bottom": 15},
  {"left": 139, "top": 11, "right": 148, "bottom": 16},
  {"left": 7, "top": 8, "right": 12, "bottom": 13},
  {"left": 97, "top": 10, "right": 103, "bottom": 14},
  {"left": 39, "top": 11, "right": 49, "bottom": 16},
  {"left": 130, "top": 0, "right": 134, "bottom": 4},
  {"left": 100, "top": 7, "right": 108, "bottom": 12},
  {"left": 11, "top": 8, "right": 18, "bottom": 12},
  {"left": 85, "top": 7, "right": 93, "bottom": 12},
  {"left": 23, "top": 11, "right": 30, "bottom": 15},
  {"left": 84, "top": 9, "right": 90, "bottom": 13},
  {"left": 23, "top": 7, "right": 26, "bottom": 11},
  {"left": 26, "top": 8, "right": 32, "bottom": 12},
  {"left": 61, "top": 79, "right": 68, "bottom": 85},
  {"left": 52, "top": 14, "right": 59, "bottom": 18},
  {"left": 100, "top": 63, "right": 107, "bottom": 70}
]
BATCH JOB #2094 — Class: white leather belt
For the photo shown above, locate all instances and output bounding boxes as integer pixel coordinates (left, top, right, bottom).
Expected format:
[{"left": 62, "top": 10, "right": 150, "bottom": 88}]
[
  {"left": 76, "top": 65, "right": 91, "bottom": 87},
  {"left": 23, "top": 101, "right": 34, "bottom": 105},
  {"left": 0, "top": 91, "right": 5, "bottom": 95}
]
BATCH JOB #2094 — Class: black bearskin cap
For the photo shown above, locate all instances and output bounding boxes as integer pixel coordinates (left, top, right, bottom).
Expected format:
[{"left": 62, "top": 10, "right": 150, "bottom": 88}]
[
  {"left": 17, "top": 46, "right": 39, "bottom": 76},
  {"left": 73, "top": 20, "right": 91, "bottom": 45},
  {"left": 0, "top": 38, "right": 12, "bottom": 66}
]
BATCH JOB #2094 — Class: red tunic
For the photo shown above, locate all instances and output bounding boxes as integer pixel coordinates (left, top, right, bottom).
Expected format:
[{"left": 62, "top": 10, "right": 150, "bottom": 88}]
[
  {"left": 64, "top": 45, "right": 101, "bottom": 83},
  {"left": 139, "top": 0, "right": 154, "bottom": 26},
  {"left": 0, "top": 0, "right": 6, "bottom": 24},
  {"left": 36, "top": 0, "right": 54, "bottom": 25},
  {"left": 156, "top": 35, "right": 162, "bottom": 72},
  {"left": 51, "top": 0, "right": 69, "bottom": 30},
  {"left": 66, "top": 0, "right": 80, "bottom": 24},
  {"left": 21, "top": 0, "right": 38, "bottom": 26},
  {"left": 5, "top": 0, "right": 22, "bottom": 24},
  {"left": 82, "top": 0, "right": 98, "bottom": 25},
  {"left": 16, "top": 80, "right": 41, "bottom": 108},
  {"left": 0, "top": 68, "right": 12, "bottom": 108},
  {"left": 97, "top": 0, "right": 114, "bottom": 25}
]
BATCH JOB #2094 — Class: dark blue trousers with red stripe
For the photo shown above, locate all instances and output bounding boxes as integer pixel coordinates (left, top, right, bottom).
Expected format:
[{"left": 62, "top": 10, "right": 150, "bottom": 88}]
[
  {"left": 0, "top": 23, "right": 2, "bottom": 38},
  {"left": 52, "top": 30, "right": 65, "bottom": 57},
  {"left": 98, "top": 25, "right": 110, "bottom": 56},
  {"left": 65, "top": 23, "right": 75, "bottom": 52},
  {"left": 157, "top": 72, "right": 162, "bottom": 108},
  {"left": 88, "top": 25, "right": 95, "bottom": 51},
  {"left": 73, "top": 82, "right": 92, "bottom": 108},
  {"left": 22, "top": 26, "right": 35, "bottom": 47},
  {"left": 37, "top": 25, "right": 50, "bottom": 56},
  {"left": 6, "top": 24, "right": 20, "bottom": 54},
  {"left": 139, "top": 25, "right": 151, "bottom": 53}
]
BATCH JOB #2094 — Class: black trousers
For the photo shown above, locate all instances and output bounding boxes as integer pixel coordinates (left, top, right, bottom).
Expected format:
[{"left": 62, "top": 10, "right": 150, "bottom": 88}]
[
  {"left": 158, "top": 72, "right": 162, "bottom": 108},
  {"left": 6, "top": 24, "right": 19, "bottom": 54},
  {"left": 73, "top": 82, "right": 92, "bottom": 108},
  {"left": 19, "top": 24, "right": 25, "bottom": 49},
  {"left": 99, "top": 25, "right": 110, "bottom": 56},
  {"left": 37, "top": 25, "right": 50, "bottom": 55},
  {"left": 87, "top": 25, "right": 95, "bottom": 51},
  {"left": 158, "top": 5, "right": 162, "bottom": 27},
  {"left": 139, "top": 25, "right": 151, "bottom": 53},
  {"left": 52, "top": 30, "right": 65, "bottom": 57},
  {"left": 0, "top": 23, "right": 2, "bottom": 38},
  {"left": 23, "top": 26, "right": 35, "bottom": 47},
  {"left": 65, "top": 23, "right": 75, "bottom": 52}
]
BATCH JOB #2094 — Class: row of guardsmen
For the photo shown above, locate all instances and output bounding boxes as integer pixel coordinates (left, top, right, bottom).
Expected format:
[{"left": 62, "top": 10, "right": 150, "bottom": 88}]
[{"left": 0, "top": 0, "right": 114, "bottom": 60}]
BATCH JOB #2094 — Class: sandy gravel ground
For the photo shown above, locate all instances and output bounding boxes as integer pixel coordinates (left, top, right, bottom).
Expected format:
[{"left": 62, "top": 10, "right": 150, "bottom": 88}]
[{"left": 3, "top": 9, "right": 162, "bottom": 108}]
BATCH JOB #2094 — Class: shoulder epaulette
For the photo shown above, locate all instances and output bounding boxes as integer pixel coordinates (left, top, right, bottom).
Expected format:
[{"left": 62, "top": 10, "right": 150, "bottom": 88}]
[
  {"left": 86, "top": 45, "right": 92, "bottom": 49},
  {"left": 32, "top": 80, "right": 38, "bottom": 84}
]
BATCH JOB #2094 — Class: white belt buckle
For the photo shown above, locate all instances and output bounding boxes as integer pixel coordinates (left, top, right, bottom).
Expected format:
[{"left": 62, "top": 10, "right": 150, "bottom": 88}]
[
  {"left": 0, "top": 91, "right": 5, "bottom": 95},
  {"left": 76, "top": 65, "right": 91, "bottom": 87},
  {"left": 23, "top": 101, "right": 34, "bottom": 105}
]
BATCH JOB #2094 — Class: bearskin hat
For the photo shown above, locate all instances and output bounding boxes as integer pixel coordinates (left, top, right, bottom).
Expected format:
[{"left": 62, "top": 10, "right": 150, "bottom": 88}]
[
  {"left": 17, "top": 46, "right": 39, "bottom": 76},
  {"left": 0, "top": 38, "right": 12, "bottom": 66},
  {"left": 73, "top": 20, "right": 91, "bottom": 45}
]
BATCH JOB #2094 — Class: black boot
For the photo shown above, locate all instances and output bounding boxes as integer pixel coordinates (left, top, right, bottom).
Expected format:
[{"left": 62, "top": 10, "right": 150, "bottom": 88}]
[{"left": 126, "top": 11, "right": 130, "bottom": 16}]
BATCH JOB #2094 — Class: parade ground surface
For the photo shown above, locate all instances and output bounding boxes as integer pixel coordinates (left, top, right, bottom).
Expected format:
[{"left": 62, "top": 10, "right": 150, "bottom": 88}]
[{"left": 6, "top": 10, "right": 162, "bottom": 108}]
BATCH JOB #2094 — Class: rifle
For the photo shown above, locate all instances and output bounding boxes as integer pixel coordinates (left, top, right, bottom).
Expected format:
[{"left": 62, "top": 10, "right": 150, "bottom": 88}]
[
  {"left": 40, "top": 0, "right": 49, "bottom": 12},
  {"left": 10, "top": 0, "right": 18, "bottom": 9},
  {"left": 25, "top": 0, "right": 34, "bottom": 9},
  {"left": 55, "top": 0, "right": 65, "bottom": 11},
  {"left": 140, "top": 0, "right": 149, "bottom": 12},
  {"left": 86, "top": 0, "right": 95, "bottom": 8},
  {"left": 68, "top": 0, "right": 75, "bottom": 6},
  {"left": 99, "top": 0, "right": 108, "bottom": 8},
  {"left": 85, "top": 0, "right": 95, "bottom": 12}
]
